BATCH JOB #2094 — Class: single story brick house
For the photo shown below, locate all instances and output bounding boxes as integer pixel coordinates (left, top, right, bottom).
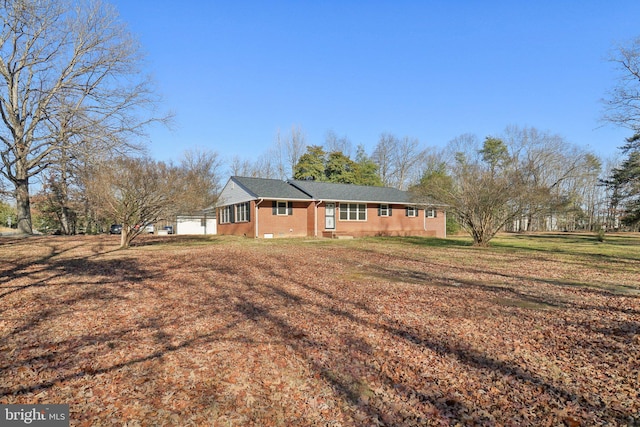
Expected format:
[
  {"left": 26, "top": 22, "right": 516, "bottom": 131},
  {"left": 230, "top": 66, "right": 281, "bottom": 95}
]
[{"left": 215, "top": 176, "right": 446, "bottom": 239}]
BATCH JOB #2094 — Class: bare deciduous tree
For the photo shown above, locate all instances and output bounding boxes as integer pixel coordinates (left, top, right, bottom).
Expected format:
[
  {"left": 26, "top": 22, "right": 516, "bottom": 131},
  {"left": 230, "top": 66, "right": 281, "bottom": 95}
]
[
  {"left": 86, "top": 157, "right": 178, "bottom": 248},
  {"left": 274, "top": 125, "right": 306, "bottom": 179},
  {"left": 177, "top": 149, "right": 223, "bottom": 212},
  {"left": 229, "top": 155, "right": 254, "bottom": 177},
  {"left": 324, "top": 130, "right": 353, "bottom": 158},
  {"left": 0, "top": 0, "right": 165, "bottom": 234},
  {"left": 393, "top": 136, "right": 426, "bottom": 190},
  {"left": 604, "top": 37, "right": 640, "bottom": 132},
  {"left": 230, "top": 126, "right": 307, "bottom": 180},
  {"left": 414, "top": 128, "right": 589, "bottom": 246},
  {"left": 371, "top": 133, "right": 396, "bottom": 187},
  {"left": 252, "top": 153, "right": 279, "bottom": 179},
  {"left": 372, "top": 133, "right": 426, "bottom": 190},
  {"left": 86, "top": 150, "right": 222, "bottom": 247},
  {"left": 503, "top": 126, "right": 591, "bottom": 232},
  {"left": 414, "top": 135, "right": 526, "bottom": 246}
]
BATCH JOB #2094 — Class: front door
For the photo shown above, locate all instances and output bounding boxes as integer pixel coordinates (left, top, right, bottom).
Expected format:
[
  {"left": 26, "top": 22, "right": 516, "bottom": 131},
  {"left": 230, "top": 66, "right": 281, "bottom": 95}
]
[{"left": 325, "top": 203, "right": 335, "bottom": 230}]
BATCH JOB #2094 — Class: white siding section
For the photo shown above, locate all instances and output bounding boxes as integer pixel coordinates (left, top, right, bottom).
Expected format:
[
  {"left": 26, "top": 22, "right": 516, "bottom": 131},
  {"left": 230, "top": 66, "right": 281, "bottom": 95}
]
[
  {"left": 176, "top": 216, "right": 217, "bottom": 235},
  {"left": 217, "top": 178, "right": 255, "bottom": 207}
]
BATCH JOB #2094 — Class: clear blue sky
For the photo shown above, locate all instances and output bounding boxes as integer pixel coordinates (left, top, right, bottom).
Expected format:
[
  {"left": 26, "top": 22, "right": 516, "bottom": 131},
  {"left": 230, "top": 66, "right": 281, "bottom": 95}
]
[{"left": 112, "top": 0, "right": 639, "bottom": 168}]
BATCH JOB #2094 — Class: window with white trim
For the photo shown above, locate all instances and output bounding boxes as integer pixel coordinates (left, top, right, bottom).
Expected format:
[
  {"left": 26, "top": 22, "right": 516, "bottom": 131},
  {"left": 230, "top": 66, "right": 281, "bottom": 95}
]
[
  {"left": 426, "top": 208, "right": 436, "bottom": 218},
  {"left": 276, "top": 201, "right": 288, "bottom": 215},
  {"left": 220, "top": 206, "right": 232, "bottom": 223},
  {"left": 235, "top": 202, "right": 249, "bottom": 222},
  {"left": 379, "top": 204, "right": 390, "bottom": 217},
  {"left": 406, "top": 206, "right": 418, "bottom": 217},
  {"left": 339, "top": 203, "right": 367, "bottom": 221}
]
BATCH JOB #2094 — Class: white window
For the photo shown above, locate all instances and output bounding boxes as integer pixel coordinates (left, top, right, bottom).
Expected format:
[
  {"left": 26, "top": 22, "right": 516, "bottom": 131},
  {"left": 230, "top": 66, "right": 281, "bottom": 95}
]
[
  {"left": 406, "top": 206, "right": 418, "bottom": 217},
  {"left": 235, "top": 202, "right": 249, "bottom": 222},
  {"left": 379, "top": 204, "right": 390, "bottom": 217},
  {"left": 220, "top": 206, "right": 232, "bottom": 224},
  {"left": 276, "top": 201, "right": 288, "bottom": 216},
  {"left": 339, "top": 203, "right": 367, "bottom": 221},
  {"left": 426, "top": 208, "right": 436, "bottom": 218}
]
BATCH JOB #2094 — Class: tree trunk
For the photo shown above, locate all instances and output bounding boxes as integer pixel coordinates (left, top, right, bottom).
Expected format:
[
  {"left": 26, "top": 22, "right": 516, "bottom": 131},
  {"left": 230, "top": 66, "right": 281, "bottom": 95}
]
[
  {"left": 120, "top": 227, "right": 135, "bottom": 249},
  {"left": 60, "top": 206, "right": 71, "bottom": 234},
  {"left": 120, "top": 229, "right": 128, "bottom": 248},
  {"left": 15, "top": 178, "right": 33, "bottom": 234},
  {"left": 57, "top": 151, "right": 74, "bottom": 235},
  {"left": 473, "top": 234, "right": 491, "bottom": 247}
]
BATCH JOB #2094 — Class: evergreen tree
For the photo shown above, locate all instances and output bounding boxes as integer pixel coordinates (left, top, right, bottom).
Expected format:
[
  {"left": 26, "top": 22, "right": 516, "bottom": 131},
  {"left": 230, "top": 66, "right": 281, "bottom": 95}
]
[
  {"left": 604, "top": 135, "right": 640, "bottom": 227},
  {"left": 292, "top": 145, "right": 384, "bottom": 186},
  {"left": 479, "top": 137, "right": 510, "bottom": 176},
  {"left": 325, "top": 152, "right": 356, "bottom": 183},
  {"left": 353, "top": 145, "right": 383, "bottom": 186},
  {"left": 293, "top": 146, "right": 326, "bottom": 181}
]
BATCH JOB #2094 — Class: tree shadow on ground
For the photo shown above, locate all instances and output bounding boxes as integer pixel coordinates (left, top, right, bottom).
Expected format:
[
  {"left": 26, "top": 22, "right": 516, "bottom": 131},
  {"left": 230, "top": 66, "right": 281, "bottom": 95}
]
[
  {"left": 0, "top": 244, "right": 153, "bottom": 300},
  {"left": 1, "top": 237, "right": 638, "bottom": 425},
  {"left": 248, "top": 254, "right": 636, "bottom": 425}
]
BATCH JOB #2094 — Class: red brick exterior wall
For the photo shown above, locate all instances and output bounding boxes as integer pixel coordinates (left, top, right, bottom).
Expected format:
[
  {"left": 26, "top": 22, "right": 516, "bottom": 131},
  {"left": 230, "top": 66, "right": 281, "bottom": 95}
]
[
  {"left": 306, "top": 203, "right": 316, "bottom": 236},
  {"left": 218, "top": 200, "right": 446, "bottom": 238},
  {"left": 317, "top": 203, "right": 446, "bottom": 238},
  {"left": 424, "top": 210, "right": 446, "bottom": 238},
  {"left": 216, "top": 202, "right": 254, "bottom": 237},
  {"left": 255, "top": 201, "right": 309, "bottom": 238}
]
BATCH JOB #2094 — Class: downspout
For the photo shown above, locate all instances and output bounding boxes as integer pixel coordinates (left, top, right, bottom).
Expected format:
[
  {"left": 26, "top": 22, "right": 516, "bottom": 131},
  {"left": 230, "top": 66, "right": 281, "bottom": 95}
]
[
  {"left": 444, "top": 209, "right": 447, "bottom": 238},
  {"left": 314, "top": 200, "right": 323, "bottom": 238},
  {"left": 255, "top": 199, "right": 264, "bottom": 238},
  {"left": 423, "top": 206, "right": 427, "bottom": 232}
]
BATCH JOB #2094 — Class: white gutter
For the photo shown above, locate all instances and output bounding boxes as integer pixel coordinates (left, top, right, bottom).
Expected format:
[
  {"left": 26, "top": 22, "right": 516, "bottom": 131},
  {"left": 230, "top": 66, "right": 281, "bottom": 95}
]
[
  {"left": 423, "top": 206, "right": 427, "bottom": 232},
  {"left": 314, "top": 200, "right": 323, "bottom": 238},
  {"left": 444, "top": 210, "right": 447, "bottom": 238},
  {"left": 255, "top": 199, "right": 264, "bottom": 238}
]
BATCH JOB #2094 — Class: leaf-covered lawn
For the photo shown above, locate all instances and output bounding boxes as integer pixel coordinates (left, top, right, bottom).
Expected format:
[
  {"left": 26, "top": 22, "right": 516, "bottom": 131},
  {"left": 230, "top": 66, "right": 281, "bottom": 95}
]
[{"left": 1, "top": 234, "right": 639, "bottom": 426}]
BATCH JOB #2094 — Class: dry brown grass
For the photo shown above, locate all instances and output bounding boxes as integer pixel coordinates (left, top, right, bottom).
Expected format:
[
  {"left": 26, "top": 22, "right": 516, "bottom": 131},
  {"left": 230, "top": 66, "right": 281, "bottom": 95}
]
[{"left": 1, "top": 234, "right": 639, "bottom": 426}]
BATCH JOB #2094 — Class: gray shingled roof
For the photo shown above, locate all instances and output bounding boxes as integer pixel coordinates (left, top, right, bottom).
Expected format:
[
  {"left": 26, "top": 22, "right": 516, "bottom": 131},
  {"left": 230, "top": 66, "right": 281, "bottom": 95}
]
[
  {"left": 289, "top": 180, "right": 412, "bottom": 203},
  {"left": 232, "top": 176, "right": 312, "bottom": 200},
  {"left": 228, "top": 176, "right": 445, "bottom": 205}
]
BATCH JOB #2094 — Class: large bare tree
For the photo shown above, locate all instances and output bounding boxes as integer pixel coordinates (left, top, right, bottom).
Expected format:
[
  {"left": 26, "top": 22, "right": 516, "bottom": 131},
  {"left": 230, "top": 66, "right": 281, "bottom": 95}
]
[
  {"left": 413, "top": 128, "right": 589, "bottom": 246},
  {"left": 604, "top": 37, "right": 640, "bottom": 132},
  {"left": 0, "top": 0, "right": 163, "bottom": 234}
]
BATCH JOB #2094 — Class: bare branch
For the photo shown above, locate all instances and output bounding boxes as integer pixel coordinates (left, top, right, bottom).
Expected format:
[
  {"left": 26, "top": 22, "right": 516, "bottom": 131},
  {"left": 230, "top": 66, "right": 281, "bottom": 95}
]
[{"left": 0, "top": 0, "right": 168, "bottom": 233}]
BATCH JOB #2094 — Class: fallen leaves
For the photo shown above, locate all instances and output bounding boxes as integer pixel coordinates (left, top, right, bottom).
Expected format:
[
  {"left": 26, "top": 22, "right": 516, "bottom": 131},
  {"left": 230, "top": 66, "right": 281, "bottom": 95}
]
[{"left": 0, "top": 234, "right": 639, "bottom": 426}]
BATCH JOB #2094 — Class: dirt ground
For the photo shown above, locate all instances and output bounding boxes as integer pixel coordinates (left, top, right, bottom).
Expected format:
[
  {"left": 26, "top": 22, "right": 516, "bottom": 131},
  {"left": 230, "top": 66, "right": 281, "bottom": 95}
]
[{"left": 1, "top": 234, "right": 638, "bottom": 426}]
